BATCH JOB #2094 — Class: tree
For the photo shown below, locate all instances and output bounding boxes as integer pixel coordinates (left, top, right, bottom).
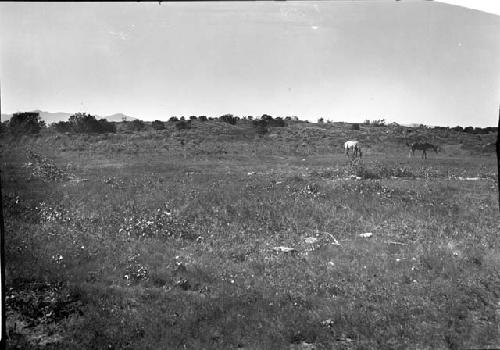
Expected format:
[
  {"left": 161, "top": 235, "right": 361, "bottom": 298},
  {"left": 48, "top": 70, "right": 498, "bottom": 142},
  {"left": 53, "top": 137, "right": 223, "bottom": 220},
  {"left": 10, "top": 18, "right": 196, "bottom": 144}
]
[
  {"left": 199, "top": 115, "right": 208, "bottom": 122},
  {"left": 9, "top": 112, "right": 45, "bottom": 134},
  {"left": 169, "top": 116, "right": 179, "bottom": 122}
]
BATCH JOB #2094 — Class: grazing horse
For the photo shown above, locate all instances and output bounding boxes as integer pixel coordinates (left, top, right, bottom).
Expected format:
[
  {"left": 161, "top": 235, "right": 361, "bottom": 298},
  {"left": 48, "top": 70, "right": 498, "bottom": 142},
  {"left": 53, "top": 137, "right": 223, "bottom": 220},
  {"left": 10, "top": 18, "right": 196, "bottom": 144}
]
[
  {"left": 406, "top": 142, "right": 439, "bottom": 159},
  {"left": 345, "top": 140, "right": 362, "bottom": 159}
]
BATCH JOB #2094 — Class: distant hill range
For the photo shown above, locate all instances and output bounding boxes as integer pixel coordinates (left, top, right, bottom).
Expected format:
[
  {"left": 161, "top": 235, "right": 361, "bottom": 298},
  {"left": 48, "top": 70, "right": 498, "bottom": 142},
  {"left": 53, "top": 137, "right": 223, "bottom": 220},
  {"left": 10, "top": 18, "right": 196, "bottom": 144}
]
[{"left": 0, "top": 110, "right": 137, "bottom": 124}]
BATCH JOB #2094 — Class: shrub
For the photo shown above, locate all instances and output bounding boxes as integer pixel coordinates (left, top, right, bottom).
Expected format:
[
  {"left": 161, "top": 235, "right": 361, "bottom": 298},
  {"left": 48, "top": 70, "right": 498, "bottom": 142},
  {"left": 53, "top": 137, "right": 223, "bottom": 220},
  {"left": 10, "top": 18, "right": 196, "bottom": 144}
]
[
  {"left": 372, "top": 119, "right": 385, "bottom": 127},
  {"left": 0, "top": 120, "right": 8, "bottom": 134},
  {"left": 269, "top": 117, "right": 286, "bottom": 127},
  {"left": 318, "top": 118, "right": 324, "bottom": 124},
  {"left": 261, "top": 114, "right": 273, "bottom": 121},
  {"left": 127, "top": 119, "right": 146, "bottom": 131},
  {"left": 464, "top": 126, "right": 474, "bottom": 133},
  {"left": 220, "top": 114, "right": 238, "bottom": 125},
  {"left": 152, "top": 120, "right": 165, "bottom": 130},
  {"left": 169, "top": 117, "right": 179, "bottom": 122},
  {"left": 352, "top": 123, "right": 360, "bottom": 130},
  {"left": 97, "top": 119, "right": 117, "bottom": 133},
  {"left": 189, "top": 116, "right": 197, "bottom": 121},
  {"left": 8, "top": 112, "right": 45, "bottom": 135},
  {"left": 253, "top": 119, "right": 268, "bottom": 135},
  {"left": 198, "top": 116, "right": 208, "bottom": 122},
  {"left": 175, "top": 120, "right": 191, "bottom": 130},
  {"left": 59, "top": 113, "right": 116, "bottom": 134},
  {"left": 53, "top": 121, "right": 73, "bottom": 133}
]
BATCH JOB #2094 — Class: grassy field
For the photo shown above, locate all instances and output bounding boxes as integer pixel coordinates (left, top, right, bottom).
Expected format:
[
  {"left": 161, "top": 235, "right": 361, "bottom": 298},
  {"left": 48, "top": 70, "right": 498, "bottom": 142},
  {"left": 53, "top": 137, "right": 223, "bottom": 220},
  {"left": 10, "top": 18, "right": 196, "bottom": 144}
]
[{"left": 2, "top": 120, "right": 499, "bottom": 349}]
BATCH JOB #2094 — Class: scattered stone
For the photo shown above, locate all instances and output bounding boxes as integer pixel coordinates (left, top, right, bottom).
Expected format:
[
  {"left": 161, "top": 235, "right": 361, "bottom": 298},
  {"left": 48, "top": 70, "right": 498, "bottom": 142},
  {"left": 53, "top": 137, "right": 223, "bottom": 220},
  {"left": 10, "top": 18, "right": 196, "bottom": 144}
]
[
  {"left": 321, "top": 319, "right": 335, "bottom": 328},
  {"left": 273, "top": 246, "right": 296, "bottom": 254},
  {"left": 304, "top": 237, "right": 318, "bottom": 244},
  {"left": 359, "top": 232, "right": 373, "bottom": 238},
  {"left": 290, "top": 341, "right": 316, "bottom": 350}
]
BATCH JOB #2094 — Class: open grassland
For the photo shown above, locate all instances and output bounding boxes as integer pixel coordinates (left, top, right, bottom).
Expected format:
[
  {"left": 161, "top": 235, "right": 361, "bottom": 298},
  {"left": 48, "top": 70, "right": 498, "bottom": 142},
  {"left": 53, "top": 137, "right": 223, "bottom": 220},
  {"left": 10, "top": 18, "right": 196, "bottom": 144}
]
[{"left": 2, "top": 121, "right": 499, "bottom": 349}]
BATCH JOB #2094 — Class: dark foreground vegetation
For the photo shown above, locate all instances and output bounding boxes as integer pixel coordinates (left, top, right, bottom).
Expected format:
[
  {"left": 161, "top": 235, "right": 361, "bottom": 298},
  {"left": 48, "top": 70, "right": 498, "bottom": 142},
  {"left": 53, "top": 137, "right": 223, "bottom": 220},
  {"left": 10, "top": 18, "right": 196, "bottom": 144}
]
[{"left": 2, "top": 115, "right": 499, "bottom": 349}]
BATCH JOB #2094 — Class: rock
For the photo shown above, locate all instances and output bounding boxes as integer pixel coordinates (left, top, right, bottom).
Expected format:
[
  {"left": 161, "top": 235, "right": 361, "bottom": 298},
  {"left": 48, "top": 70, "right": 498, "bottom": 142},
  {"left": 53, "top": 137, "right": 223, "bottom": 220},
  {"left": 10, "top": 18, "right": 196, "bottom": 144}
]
[
  {"left": 304, "top": 237, "right": 318, "bottom": 244},
  {"left": 290, "top": 341, "right": 316, "bottom": 350},
  {"left": 273, "top": 246, "right": 296, "bottom": 253},
  {"left": 359, "top": 232, "right": 373, "bottom": 238},
  {"left": 321, "top": 319, "right": 335, "bottom": 327}
]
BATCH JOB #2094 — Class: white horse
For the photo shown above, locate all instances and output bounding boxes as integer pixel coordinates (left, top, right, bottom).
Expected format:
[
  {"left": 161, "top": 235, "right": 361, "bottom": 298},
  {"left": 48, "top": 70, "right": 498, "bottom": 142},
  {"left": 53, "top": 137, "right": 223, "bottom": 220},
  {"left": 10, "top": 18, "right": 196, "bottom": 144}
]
[{"left": 345, "top": 140, "right": 362, "bottom": 159}]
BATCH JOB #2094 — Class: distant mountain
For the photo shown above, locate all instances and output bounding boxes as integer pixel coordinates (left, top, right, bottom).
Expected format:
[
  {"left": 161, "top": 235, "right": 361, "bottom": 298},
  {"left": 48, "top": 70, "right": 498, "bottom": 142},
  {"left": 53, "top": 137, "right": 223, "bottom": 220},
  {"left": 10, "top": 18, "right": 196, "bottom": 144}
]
[
  {"left": 0, "top": 110, "right": 137, "bottom": 124},
  {"left": 103, "top": 113, "right": 137, "bottom": 122}
]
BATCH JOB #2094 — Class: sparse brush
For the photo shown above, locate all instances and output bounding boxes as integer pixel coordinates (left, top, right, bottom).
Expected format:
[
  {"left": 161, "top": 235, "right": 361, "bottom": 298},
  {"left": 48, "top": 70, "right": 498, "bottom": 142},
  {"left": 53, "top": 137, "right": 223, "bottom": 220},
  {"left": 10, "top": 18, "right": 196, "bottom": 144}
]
[{"left": 2, "top": 124, "right": 498, "bottom": 350}]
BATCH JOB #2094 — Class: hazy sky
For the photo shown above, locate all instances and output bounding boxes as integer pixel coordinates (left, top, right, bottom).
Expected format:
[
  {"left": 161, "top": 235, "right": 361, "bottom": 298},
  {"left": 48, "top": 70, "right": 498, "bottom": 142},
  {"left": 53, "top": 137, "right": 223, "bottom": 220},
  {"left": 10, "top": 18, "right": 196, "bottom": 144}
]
[{"left": 1, "top": 1, "right": 499, "bottom": 126}]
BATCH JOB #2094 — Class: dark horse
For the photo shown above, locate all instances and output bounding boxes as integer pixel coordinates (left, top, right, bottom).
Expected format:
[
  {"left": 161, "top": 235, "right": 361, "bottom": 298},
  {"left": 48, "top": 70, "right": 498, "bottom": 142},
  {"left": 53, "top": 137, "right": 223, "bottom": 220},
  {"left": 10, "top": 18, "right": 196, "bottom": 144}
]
[{"left": 406, "top": 142, "right": 439, "bottom": 159}]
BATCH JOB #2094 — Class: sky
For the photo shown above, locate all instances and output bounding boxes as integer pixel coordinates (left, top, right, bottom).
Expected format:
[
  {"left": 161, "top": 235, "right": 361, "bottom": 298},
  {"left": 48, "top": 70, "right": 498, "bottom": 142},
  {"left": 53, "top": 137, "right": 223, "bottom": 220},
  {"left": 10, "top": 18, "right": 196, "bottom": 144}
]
[{"left": 0, "top": 1, "right": 499, "bottom": 127}]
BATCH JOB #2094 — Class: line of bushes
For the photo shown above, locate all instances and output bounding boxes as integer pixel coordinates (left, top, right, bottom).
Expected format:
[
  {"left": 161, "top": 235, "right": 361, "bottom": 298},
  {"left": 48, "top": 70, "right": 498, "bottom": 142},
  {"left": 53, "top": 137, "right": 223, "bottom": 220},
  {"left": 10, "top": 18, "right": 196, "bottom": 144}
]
[{"left": 53, "top": 113, "right": 116, "bottom": 134}]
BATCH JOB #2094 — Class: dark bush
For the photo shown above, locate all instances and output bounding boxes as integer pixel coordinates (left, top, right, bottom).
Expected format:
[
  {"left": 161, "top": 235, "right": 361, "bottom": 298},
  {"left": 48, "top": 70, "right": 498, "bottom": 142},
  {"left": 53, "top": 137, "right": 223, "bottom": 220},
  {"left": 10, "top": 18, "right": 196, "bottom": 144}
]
[
  {"left": 97, "top": 119, "right": 116, "bottom": 133},
  {"left": 189, "top": 116, "right": 197, "bottom": 121},
  {"left": 175, "top": 120, "right": 191, "bottom": 130},
  {"left": 220, "top": 114, "right": 238, "bottom": 125},
  {"left": 199, "top": 116, "right": 208, "bottom": 122},
  {"left": 464, "top": 126, "right": 474, "bottom": 133},
  {"left": 56, "top": 113, "right": 116, "bottom": 134},
  {"left": 318, "top": 118, "right": 324, "bottom": 124},
  {"left": 451, "top": 126, "right": 463, "bottom": 132},
  {"left": 180, "top": 116, "right": 185, "bottom": 121},
  {"left": 482, "top": 127, "right": 497, "bottom": 133},
  {"left": 352, "top": 123, "right": 360, "bottom": 130},
  {"left": 0, "top": 120, "right": 8, "bottom": 134},
  {"left": 8, "top": 112, "right": 45, "bottom": 135},
  {"left": 261, "top": 114, "right": 273, "bottom": 121},
  {"left": 169, "top": 117, "right": 179, "bottom": 122},
  {"left": 127, "top": 119, "right": 146, "bottom": 131},
  {"left": 253, "top": 119, "right": 268, "bottom": 135},
  {"left": 53, "top": 121, "right": 73, "bottom": 133},
  {"left": 152, "top": 120, "right": 165, "bottom": 130},
  {"left": 372, "top": 119, "right": 386, "bottom": 127},
  {"left": 268, "top": 117, "right": 286, "bottom": 127}
]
